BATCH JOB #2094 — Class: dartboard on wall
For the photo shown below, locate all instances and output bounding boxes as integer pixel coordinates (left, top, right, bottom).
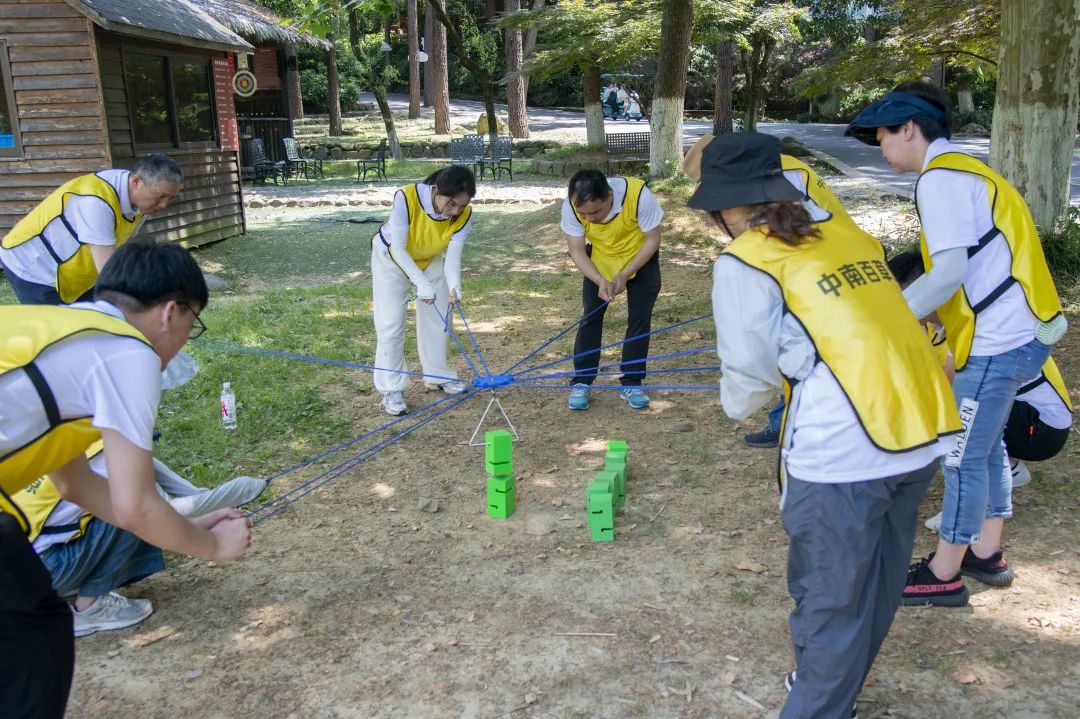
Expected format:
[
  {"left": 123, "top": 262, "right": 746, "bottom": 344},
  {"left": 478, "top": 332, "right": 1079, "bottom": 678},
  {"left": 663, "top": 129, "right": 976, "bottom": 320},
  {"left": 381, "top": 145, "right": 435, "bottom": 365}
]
[{"left": 233, "top": 70, "right": 257, "bottom": 97}]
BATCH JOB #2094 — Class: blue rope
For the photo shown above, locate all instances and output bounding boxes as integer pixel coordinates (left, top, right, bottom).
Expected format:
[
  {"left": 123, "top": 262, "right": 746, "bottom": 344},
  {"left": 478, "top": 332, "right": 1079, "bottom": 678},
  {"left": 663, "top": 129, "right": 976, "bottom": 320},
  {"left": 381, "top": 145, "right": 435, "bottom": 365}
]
[
  {"left": 513, "top": 383, "right": 722, "bottom": 391},
  {"left": 250, "top": 389, "right": 479, "bottom": 524},
  {"left": 191, "top": 338, "right": 459, "bottom": 383},
  {"left": 510, "top": 313, "right": 713, "bottom": 378},
  {"left": 514, "top": 363, "right": 722, "bottom": 383},
  {"left": 510, "top": 346, "right": 715, "bottom": 383},
  {"left": 263, "top": 390, "right": 466, "bottom": 484},
  {"left": 430, "top": 302, "right": 483, "bottom": 380},
  {"left": 455, "top": 303, "right": 492, "bottom": 377},
  {"left": 501, "top": 300, "right": 610, "bottom": 375}
]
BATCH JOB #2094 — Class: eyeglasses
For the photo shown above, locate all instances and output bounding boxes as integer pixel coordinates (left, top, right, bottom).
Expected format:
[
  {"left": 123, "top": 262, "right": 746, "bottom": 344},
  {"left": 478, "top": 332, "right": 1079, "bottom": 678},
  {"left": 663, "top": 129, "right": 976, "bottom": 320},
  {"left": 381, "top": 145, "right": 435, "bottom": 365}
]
[{"left": 182, "top": 303, "right": 207, "bottom": 340}]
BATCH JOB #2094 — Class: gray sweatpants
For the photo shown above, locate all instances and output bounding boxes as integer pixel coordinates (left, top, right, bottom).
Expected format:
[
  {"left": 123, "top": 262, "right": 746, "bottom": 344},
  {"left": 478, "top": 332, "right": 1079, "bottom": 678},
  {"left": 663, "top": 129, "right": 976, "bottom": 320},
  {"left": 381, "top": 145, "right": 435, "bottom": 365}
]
[{"left": 779, "top": 463, "right": 935, "bottom": 719}]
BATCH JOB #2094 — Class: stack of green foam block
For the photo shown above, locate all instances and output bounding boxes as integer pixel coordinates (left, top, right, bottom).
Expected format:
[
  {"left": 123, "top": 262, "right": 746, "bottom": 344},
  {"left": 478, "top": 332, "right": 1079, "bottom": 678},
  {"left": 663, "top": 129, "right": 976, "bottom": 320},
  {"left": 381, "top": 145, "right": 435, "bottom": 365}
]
[
  {"left": 485, "top": 430, "right": 515, "bottom": 519},
  {"left": 587, "top": 440, "right": 628, "bottom": 542}
]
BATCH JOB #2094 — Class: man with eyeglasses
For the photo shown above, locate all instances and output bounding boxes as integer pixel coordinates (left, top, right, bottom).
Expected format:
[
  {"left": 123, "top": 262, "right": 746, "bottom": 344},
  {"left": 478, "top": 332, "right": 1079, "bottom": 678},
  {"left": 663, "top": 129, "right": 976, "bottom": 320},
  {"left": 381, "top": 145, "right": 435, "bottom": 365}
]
[{"left": 0, "top": 240, "right": 252, "bottom": 719}]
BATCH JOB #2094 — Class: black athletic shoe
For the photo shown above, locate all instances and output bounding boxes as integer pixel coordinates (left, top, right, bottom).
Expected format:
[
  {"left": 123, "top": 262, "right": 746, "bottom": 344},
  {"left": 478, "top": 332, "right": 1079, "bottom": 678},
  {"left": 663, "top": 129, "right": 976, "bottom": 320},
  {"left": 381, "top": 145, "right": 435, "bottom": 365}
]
[
  {"left": 784, "top": 671, "right": 858, "bottom": 718},
  {"left": 743, "top": 425, "right": 780, "bottom": 448},
  {"left": 901, "top": 557, "right": 969, "bottom": 607},
  {"left": 960, "top": 547, "right": 1015, "bottom": 588}
]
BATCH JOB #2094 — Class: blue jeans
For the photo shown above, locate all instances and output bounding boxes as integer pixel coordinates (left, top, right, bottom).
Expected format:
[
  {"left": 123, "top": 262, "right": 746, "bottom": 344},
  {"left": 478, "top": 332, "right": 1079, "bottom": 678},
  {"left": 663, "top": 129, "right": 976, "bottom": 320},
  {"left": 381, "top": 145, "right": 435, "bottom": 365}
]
[
  {"left": 767, "top": 397, "right": 786, "bottom": 432},
  {"left": 939, "top": 338, "right": 1051, "bottom": 545},
  {"left": 38, "top": 519, "right": 164, "bottom": 598}
]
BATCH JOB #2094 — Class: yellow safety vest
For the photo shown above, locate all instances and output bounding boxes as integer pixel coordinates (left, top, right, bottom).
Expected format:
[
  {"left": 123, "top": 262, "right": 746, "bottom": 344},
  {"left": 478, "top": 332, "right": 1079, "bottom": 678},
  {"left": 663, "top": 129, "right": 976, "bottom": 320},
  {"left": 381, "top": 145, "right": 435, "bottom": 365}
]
[
  {"left": 1018, "top": 356, "right": 1073, "bottom": 413},
  {"left": 915, "top": 152, "right": 1062, "bottom": 369},
  {"left": 378, "top": 184, "right": 472, "bottom": 271},
  {"left": 2, "top": 173, "right": 143, "bottom": 303},
  {"left": 11, "top": 441, "right": 103, "bottom": 544},
  {"left": 0, "top": 305, "right": 151, "bottom": 533},
  {"left": 725, "top": 219, "right": 961, "bottom": 471},
  {"left": 572, "top": 177, "right": 648, "bottom": 281},
  {"left": 780, "top": 154, "right": 856, "bottom": 229}
]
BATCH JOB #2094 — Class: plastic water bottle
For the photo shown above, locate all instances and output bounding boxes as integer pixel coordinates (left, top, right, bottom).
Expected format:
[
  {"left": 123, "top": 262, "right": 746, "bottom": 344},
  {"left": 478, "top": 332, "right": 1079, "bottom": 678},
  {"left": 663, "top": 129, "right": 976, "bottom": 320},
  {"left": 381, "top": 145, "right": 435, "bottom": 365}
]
[{"left": 220, "top": 382, "right": 237, "bottom": 430}]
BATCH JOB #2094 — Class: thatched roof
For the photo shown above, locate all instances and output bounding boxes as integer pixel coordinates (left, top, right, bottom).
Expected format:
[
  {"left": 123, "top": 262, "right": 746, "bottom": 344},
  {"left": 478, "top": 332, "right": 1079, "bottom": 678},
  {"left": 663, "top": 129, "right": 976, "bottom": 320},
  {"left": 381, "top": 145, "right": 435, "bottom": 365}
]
[
  {"left": 68, "top": 0, "right": 253, "bottom": 52},
  {"left": 187, "top": 0, "right": 331, "bottom": 49}
]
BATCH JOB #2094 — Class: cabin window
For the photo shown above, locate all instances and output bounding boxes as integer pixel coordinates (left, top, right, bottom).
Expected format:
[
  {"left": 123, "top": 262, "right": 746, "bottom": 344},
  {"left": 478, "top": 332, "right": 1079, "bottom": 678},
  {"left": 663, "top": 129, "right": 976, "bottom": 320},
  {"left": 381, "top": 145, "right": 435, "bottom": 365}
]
[
  {"left": 0, "top": 41, "right": 22, "bottom": 158},
  {"left": 125, "top": 50, "right": 216, "bottom": 149}
]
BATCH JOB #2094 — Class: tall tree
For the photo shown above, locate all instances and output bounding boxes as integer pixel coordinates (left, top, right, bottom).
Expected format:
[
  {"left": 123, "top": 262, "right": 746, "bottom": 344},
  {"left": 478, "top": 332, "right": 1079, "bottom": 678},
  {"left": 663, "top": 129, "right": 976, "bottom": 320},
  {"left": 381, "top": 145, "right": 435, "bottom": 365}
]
[
  {"left": 508, "top": 0, "right": 660, "bottom": 148},
  {"left": 346, "top": 6, "right": 404, "bottom": 159},
  {"left": 428, "top": 0, "right": 501, "bottom": 138},
  {"left": 423, "top": 7, "right": 434, "bottom": 106},
  {"left": 713, "top": 38, "right": 735, "bottom": 134},
  {"left": 989, "top": 0, "right": 1080, "bottom": 231},
  {"left": 504, "top": 0, "right": 529, "bottom": 138},
  {"left": 407, "top": 0, "right": 421, "bottom": 119},
  {"left": 650, "top": 0, "right": 694, "bottom": 177},
  {"left": 430, "top": 1, "right": 451, "bottom": 134},
  {"left": 739, "top": 2, "right": 805, "bottom": 132},
  {"left": 326, "top": 32, "right": 344, "bottom": 136}
]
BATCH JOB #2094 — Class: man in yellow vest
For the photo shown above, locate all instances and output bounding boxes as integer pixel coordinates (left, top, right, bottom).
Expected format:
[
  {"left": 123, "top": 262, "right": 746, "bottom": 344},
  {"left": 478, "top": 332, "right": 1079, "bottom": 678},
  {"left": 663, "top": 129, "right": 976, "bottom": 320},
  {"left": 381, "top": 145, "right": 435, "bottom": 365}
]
[
  {"left": 0, "top": 154, "right": 183, "bottom": 305},
  {"left": 846, "top": 81, "right": 1067, "bottom": 607},
  {"left": 0, "top": 240, "right": 250, "bottom": 718},
  {"left": 562, "top": 169, "right": 664, "bottom": 411}
]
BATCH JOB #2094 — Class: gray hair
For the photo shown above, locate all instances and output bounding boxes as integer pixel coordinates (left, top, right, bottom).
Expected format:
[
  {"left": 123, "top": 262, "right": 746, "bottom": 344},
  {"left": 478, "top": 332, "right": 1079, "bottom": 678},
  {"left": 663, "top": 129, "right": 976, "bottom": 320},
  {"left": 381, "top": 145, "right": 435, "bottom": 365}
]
[{"left": 132, "top": 154, "right": 184, "bottom": 187}]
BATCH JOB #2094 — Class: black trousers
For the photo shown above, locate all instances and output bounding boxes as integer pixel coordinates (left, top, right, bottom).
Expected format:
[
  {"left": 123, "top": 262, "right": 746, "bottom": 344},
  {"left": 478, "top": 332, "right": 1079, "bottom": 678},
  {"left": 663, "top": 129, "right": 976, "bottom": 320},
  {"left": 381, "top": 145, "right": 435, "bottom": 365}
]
[
  {"left": 0, "top": 513, "right": 74, "bottom": 719},
  {"left": 1003, "top": 400, "right": 1070, "bottom": 462},
  {"left": 572, "top": 248, "right": 661, "bottom": 387}
]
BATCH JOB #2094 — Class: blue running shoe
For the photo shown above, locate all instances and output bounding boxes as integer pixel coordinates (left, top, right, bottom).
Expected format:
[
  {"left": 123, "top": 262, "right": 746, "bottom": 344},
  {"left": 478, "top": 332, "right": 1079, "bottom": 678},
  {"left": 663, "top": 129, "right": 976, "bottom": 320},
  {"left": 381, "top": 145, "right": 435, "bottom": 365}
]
[
  {"left": 620, "top": 387, "right": 650, "bottom": 409},
  {"left": 568, "top": 383, "right": 591, "bottom": 410}
]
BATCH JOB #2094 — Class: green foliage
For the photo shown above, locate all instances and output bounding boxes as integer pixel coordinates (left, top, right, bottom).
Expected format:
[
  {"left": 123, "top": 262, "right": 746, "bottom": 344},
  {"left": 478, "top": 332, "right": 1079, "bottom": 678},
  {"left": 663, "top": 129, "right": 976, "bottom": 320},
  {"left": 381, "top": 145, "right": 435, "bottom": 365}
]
[{"left": 1043, "top": 207, "right": 1080, "bottom": 291}]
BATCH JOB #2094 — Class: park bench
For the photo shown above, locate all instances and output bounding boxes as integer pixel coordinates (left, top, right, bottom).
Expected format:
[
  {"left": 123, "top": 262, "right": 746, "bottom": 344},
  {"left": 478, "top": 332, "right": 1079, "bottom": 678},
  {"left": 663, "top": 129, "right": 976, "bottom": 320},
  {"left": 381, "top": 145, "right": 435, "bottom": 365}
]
[
  {"left": 356, "top": 138, "right": 388, "bottom": 183},
  {"left": 476, "top": 136, "right": 514, "bottom": 181},
  {"left": 606, "top": 132, "right": 650, "bottom": 174}
]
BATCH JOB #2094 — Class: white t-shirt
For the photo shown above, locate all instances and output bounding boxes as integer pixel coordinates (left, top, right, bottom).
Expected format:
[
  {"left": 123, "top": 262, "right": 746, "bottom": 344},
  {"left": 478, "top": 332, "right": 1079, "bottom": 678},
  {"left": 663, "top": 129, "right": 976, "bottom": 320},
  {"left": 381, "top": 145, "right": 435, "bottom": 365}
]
[
  {"left": 712, "top": 256, "right": 949, "bottom": 483},
  {"left": 916, "top": 138, "right": 1037, "bottom": 357},
  {"left": 560, "top": 177, "right": 665, "bottom": 237},
  {"left": 0, "top": 301, "right": 161, "bottom": 466},
  {"left": 376, "top": 182, "right": 472, "bottom": 299},
  {"left": 782, "top": 169, "right": 831, "bottom": 223},
  {"left": 1016, "top": 372, "right": 1073, "bottom": 430},
  {"left": 0, "top": 170, "right": 143, "bottom": 287}
]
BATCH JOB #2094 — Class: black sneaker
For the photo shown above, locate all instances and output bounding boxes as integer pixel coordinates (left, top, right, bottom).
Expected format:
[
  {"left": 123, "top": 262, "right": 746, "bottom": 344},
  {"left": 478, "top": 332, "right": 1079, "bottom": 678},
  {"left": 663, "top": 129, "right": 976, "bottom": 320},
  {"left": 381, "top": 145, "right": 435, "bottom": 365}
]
[
  {"left": 784, "top": 671, "right": 857, "bottom": 718},
  {"left": 743, "top": 425, "right": 780, "bottom": 448},
  {"left": 901, "top": 557, "right": 969, "bottom": 607},
  {"left": 960, "top": 547, "right": 1014, "bottom": 588}
]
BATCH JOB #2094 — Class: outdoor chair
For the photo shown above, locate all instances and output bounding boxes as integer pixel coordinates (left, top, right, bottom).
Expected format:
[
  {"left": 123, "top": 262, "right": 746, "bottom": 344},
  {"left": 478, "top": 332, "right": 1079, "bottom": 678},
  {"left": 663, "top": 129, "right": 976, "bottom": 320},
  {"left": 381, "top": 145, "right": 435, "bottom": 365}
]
[
  {"left": 249, "top": 138, "right": 287, "bottom": 186},
  {"left": 356, "top": 138, "right": 388, "bottom": 182},
  {"left": 451, "top": 134, "right": 486, "bottom": 177},
  {"left": 477, "top": 136, "right": 513, "bottom": 181},
  {"left": 605, "top": 131, "right": 651, "bottom": 174},
  {"left": 283, "top": 137, "right": 323, "bottom": 180}
]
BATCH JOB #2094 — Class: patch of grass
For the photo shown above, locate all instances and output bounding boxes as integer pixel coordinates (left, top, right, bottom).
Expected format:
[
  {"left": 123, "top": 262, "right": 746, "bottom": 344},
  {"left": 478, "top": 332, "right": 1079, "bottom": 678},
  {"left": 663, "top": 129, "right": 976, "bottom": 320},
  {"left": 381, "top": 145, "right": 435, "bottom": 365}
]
[
  {"left": 1043, "top": 207, "right": 1080, "bottom": 297},
  {"left": 729, "top": 582, "right": 754, "bottom": 607},
  {"left": 537, "top": 143, "right": 600, "bottom": 160}
]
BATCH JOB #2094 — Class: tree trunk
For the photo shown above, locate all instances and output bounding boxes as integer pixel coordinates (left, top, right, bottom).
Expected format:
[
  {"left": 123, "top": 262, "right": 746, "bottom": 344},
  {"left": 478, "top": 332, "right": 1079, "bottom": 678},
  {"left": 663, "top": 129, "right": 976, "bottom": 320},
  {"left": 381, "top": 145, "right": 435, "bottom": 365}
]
[
  {"left": 521, "top": 0, "right": 543, "bottom": 99},
  {"left": 423, "top": 8, "right": 433, "bottom": 107},
  {"left": 407, "top": 0, "right": 421, "bottom": 119},
  {"left": 504, "top": 0, "right": 529, "bottom": 138},
  {"left": 741, "top": 36, "right": 772, "bottom": 133},
  {"left": 650, "top": 0, "right": 694, "bottom": 177},
  {"left": 713, "top": 37, "right": 734, "bottom": 134},
  {"left": 430, "top": 2, "right": 451, "bottom": 134},
  {"left": 989, "top": 0, "right": 1080, "bottom": 231},
  {"left": 285, "top": 42, "right": 304, "bottom": 120},
  {"left": 582, "top": 63, "right": 605, "bottom": 147},
  {"left": 957, "top": 75, "right": 975, "bottom": 116},
  {"left": 428, "top": 0, "right": 497, "bottom": 137},
  {"left": 326, "top": 35, "right": 343, "bottom": 136},
  {"left": 374, "top": 85, "right": 404, "bottom": 160}
]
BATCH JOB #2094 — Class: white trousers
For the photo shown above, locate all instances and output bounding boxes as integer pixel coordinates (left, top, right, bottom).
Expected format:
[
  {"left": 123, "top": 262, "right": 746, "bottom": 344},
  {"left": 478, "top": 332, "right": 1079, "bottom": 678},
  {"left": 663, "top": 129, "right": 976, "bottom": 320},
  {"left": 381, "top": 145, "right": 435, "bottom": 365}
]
[{"left": 371, "top": 244, "right": 458, "bottom": 393}]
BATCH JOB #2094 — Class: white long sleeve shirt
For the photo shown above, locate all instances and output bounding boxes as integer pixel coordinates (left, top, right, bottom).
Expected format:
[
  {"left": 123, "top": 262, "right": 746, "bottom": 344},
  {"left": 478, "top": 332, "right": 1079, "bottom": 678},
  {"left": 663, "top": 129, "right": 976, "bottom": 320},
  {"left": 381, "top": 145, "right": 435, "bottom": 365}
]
[
  {"left": 378, "top": 183, "right": 471, "bottom": 300},
  {"left": 712, "top": 255, "right": 949, "bottom": 483}
]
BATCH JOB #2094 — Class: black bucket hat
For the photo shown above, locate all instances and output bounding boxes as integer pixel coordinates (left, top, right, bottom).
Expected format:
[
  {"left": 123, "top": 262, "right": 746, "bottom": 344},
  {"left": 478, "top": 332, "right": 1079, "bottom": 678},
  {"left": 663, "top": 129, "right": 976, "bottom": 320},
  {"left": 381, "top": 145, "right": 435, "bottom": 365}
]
[
  {"left": 844, "top": 91, "right": 948, "bottom": 146},
  {"left": 687, "top": 132, "right": 801, "bottom": 212}
]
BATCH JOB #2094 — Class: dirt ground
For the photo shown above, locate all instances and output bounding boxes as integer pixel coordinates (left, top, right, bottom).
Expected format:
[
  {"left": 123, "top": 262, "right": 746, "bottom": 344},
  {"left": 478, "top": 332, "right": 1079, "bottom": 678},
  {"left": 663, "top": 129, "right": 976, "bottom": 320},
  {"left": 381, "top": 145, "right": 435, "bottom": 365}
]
[{"left": 67, "top": 180, "right": 1080, "bottom": 719}]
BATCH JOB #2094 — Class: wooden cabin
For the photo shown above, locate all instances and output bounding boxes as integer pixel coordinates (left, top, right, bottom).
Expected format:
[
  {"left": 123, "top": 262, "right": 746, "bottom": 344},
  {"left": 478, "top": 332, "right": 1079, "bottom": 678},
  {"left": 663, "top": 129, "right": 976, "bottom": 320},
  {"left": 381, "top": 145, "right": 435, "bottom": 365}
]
[{"left": 0, "top": 0, "right": 311, "bottom": 249}]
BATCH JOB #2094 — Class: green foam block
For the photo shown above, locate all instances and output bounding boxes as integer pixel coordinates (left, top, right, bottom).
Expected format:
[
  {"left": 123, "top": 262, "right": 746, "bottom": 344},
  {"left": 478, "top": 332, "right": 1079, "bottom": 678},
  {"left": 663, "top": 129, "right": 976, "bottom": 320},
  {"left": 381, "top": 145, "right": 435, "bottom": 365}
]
[{"left": 485, "top": 430, "right": 513, "bottom": 464}]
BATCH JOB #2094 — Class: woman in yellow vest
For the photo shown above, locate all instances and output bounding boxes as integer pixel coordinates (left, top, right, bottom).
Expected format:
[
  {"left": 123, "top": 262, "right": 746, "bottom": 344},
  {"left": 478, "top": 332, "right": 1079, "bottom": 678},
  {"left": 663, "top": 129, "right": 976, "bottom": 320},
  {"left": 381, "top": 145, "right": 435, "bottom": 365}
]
[
  {"left": 371, "top": 165, "right": 476, "bottom": 416},
  {"left": 561, "top": 169, "right": 664, "bottom": 411},
  {"left": 0, "top": 154, "right": 183, "bottom": 305},
  {"left": 694, "top": 132, "right": 960, "bottom": 719},
  {"left": 846, "top": 81, "right": 1067, "bottom": 606},
  {"left": 0, "top": 241, "right": 251, "bottom": 718}
]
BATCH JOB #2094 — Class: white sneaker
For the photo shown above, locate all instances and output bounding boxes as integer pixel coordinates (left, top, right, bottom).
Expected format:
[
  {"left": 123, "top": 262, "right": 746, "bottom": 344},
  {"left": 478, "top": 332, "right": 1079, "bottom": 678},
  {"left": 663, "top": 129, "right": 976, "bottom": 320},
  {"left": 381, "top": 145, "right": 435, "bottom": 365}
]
[
  {"left": 73, "top": 591, "right": 153, "bottom": 638},
  {"left": 925, "top": 511, "right": 942, "bottom": 532},
  {"left": 1011, "top": 460, "right": 1031, "bottom": 488},
  {"left": 380, "top": 391, "right": 408, "bottom": 416},
  {"left": 424, "top": 380, "right": 467, "bottom": 395}
]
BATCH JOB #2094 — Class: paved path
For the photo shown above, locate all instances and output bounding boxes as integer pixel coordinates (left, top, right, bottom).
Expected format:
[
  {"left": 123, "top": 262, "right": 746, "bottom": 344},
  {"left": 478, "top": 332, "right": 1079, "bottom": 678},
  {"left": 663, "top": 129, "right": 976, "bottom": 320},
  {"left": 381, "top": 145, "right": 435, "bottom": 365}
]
[{"left": 369, "top": 92, "right": 1080, "bottom": 203}]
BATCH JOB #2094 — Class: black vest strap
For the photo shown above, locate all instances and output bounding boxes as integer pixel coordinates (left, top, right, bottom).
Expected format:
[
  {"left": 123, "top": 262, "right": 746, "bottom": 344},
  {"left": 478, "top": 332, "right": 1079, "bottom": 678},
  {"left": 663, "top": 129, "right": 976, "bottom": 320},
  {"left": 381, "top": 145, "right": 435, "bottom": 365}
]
[
  {"left": 966, "top": 226, "right": 1000, "bottom": 258},
  {"left": 38, "top": 521, "right": 83, "bottom": 536},
  {"left": 1017, "top": 374, "right": 1048, "bottom": 396},
  {"left": 23, "top": 361, "right": 61, "bottom": 427},
  {"left": 971, "top": 276, "right": 1018, "bottom": 314}
]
